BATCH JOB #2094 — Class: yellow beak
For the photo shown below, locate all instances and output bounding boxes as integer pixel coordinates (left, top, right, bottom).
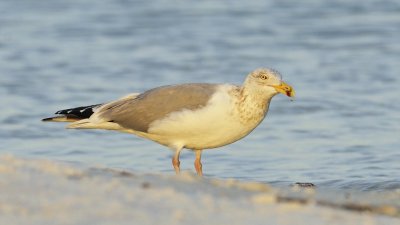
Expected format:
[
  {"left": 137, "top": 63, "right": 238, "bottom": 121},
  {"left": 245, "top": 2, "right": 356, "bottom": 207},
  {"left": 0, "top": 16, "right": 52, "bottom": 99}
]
[{"left": 272, "top": 81, "right": 295, "bottom": 98}]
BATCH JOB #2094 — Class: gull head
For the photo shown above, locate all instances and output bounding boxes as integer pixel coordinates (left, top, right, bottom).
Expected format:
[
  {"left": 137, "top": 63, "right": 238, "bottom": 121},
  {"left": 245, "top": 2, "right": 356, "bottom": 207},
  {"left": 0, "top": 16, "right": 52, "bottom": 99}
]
[{"left": 244, "top": 68, "right": 295, "bottom": 99}]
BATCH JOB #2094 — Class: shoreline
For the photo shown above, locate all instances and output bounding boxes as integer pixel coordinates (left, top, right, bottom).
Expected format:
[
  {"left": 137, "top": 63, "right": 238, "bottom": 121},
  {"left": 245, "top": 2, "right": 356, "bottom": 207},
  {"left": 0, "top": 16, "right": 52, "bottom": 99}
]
[{"left": 0, "top": 154, "right": 398, "bottom": 225}]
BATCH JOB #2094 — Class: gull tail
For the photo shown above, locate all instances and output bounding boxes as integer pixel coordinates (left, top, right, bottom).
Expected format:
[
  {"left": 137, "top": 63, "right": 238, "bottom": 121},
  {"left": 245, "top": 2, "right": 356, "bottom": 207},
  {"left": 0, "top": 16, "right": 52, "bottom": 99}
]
[
  {"left": 42, "top": 103, "right": 124, "bottom": 131},
  {"left": 42, "top": 104, "right": 102, "bottom": 123}
]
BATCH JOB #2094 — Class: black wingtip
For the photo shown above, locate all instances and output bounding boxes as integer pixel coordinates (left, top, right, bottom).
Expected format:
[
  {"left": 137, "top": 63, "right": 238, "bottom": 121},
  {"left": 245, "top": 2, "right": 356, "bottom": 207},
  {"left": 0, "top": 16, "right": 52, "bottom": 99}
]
[{"left": 42, "top": 104, "right": 102, "bottom": 123}]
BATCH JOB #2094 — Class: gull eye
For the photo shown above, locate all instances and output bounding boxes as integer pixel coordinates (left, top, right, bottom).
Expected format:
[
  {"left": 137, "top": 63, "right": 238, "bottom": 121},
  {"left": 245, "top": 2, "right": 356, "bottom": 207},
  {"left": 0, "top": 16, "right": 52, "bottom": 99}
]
[{"left": 260, "top": 74, "right": 269, "bottom": 80}]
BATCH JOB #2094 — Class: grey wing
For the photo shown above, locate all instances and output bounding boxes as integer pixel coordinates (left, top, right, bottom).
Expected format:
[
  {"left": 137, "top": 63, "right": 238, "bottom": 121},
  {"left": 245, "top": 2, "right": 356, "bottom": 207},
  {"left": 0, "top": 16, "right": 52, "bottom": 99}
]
[{"left": 93, "top": 83, "right": 218, "bottom": 132}]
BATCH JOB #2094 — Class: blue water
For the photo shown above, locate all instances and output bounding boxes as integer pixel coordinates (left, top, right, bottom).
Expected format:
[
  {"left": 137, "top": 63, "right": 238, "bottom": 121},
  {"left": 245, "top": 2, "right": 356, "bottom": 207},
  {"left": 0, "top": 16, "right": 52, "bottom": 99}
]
[{"left": 0, "top": 0, "right": 399, "bottom": 191}]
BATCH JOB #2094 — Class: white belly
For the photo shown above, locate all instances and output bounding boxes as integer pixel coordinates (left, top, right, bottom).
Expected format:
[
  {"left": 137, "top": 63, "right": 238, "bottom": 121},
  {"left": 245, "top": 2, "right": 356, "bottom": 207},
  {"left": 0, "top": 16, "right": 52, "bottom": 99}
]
[{"left": 151, "top": 113, "right": 257, "bottom": 149}]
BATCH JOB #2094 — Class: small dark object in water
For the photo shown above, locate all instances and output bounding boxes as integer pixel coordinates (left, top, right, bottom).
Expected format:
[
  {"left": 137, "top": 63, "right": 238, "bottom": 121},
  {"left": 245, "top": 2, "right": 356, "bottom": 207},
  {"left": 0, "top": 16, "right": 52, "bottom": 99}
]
[
  {"left": 293, "top": 182, "right": 316, "bottom": 188},
  {"left": 142, "top": 182, "right": 151, "bottom": 189},
  {"left": 119, "top": 171, "right": 134, "bottom": 177}
]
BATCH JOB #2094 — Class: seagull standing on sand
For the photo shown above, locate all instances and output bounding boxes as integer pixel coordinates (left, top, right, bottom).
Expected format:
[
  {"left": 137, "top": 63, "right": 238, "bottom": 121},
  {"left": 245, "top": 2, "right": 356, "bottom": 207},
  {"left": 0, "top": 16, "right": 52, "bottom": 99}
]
[{"left": 43, "top": 68, "right": 295, "bottom": 176}]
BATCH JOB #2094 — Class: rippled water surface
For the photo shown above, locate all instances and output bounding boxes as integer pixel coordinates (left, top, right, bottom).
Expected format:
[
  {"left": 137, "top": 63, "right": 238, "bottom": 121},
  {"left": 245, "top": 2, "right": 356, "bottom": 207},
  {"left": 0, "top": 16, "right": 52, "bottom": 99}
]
[{"left": 1, "top": 0, "right": 399, "bottom": 191}]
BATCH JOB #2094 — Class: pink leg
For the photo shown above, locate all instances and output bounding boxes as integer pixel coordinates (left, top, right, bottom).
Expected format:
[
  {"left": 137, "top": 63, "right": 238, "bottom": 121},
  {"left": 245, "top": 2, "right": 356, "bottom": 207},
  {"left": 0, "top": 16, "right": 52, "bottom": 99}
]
[
  {"left": 172, "top": 150, "right": 181, "bottom": 174},
  {"left": 194, "top": 150, "right": 203, "bottom": 176}
]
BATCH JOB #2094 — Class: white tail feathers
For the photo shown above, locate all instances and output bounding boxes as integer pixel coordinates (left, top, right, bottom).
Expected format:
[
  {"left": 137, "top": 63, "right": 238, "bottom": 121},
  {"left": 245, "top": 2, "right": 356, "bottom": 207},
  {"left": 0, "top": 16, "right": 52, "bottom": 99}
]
[
  {"left": 67, "top": 119, "right": 124, "bottom": 131},
  {"left": 67, "top": 119, "right": 94, "bottom": 129}
]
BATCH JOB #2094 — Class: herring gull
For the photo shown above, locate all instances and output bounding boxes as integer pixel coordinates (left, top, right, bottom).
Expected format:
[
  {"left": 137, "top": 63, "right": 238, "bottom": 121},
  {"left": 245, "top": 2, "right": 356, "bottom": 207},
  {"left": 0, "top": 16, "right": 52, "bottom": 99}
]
[{"left": 42, "top": 68, "right": 295, "bottom": 176}]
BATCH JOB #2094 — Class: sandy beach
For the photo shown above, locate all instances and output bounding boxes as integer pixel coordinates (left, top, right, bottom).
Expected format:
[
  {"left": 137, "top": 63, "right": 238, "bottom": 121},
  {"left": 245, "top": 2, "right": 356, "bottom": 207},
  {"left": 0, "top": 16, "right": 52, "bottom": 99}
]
[{"left": 0, "top": 154, "right": 398, "bottom": 225}]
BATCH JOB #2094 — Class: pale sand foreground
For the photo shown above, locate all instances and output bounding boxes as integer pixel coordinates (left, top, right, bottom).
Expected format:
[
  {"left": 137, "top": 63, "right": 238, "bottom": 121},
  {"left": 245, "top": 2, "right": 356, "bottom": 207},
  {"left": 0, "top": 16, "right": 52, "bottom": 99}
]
[{"left": 0, "top": 155, "right": 398, "bottom": 225}]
